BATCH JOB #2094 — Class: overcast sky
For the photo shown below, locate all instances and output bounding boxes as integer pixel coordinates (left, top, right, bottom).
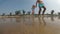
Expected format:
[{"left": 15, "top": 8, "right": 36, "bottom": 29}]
[{"left": 0, "top": 0, "right": 60, "bottom": 15}]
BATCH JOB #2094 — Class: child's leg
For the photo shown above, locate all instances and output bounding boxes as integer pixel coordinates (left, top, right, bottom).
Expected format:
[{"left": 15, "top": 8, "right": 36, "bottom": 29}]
[
  {"left": 42, "top": 6, "right": 46, "bottom": 15},
  {"left": 32, "top": 10, "right": 34, "bottom": 15}
]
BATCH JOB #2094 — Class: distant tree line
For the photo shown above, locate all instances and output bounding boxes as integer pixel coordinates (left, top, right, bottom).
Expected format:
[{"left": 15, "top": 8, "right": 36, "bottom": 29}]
[
  {"left": 2, "top": 10, "right": 31, "bottom": 16},
  {"left": 2, "top": 10, "right": 60, "bottom": 16}
]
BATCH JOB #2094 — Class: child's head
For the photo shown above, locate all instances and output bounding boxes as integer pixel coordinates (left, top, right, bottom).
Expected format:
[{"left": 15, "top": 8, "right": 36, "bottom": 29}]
[{"left": 32, "top": 5, "right": 36, "bottom": 8}]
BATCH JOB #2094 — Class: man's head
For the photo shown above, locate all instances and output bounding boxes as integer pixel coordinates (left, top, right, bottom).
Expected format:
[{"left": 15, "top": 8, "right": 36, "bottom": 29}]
[
  {"left": 37, "top": 0, "right": 43, "bottom": 3},
  {"left": 37, "top": 0, "right": 43, "bottom": 1}
]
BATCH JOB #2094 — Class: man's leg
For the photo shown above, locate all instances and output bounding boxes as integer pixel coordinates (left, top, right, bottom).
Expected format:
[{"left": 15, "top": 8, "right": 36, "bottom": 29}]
[
  {"left": 42, "top": 6, "right": 46, "bottom": 15},
  {"left": 39, "top": 6, "right": 41, "bottom": 15}
]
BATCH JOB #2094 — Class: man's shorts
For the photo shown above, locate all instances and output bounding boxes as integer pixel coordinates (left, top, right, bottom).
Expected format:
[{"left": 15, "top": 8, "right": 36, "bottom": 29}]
[{"left": 38, "top": 3, "right": 44, "bottom": 7}]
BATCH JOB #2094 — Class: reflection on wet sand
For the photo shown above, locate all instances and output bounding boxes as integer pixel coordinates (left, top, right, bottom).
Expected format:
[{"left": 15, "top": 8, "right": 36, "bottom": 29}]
[
  {"left": 0, "top": 15, "right": 60, "bottom": 34},
  {"left": 50, "top": 15, "right": 54, "bottom": 21},
  {"left": 58, "top": 15, "right": 60, "bottom": 19},
  {"left": 38, "top": 15, "right": 46, "bottom": 25}
]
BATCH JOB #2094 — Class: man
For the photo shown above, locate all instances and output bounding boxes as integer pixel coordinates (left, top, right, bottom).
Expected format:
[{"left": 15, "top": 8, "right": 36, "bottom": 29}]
[{"left": 36, "top": 0, "right": 46, "bottom": 15}]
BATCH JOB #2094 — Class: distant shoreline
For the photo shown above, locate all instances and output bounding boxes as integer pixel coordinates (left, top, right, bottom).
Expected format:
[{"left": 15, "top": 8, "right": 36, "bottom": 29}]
[{"left": 0, "top": 14, "right": 58, "bottom": 18}]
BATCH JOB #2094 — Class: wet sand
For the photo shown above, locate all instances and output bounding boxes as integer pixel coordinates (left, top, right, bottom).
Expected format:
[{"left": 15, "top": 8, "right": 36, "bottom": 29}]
[{"left": 0, "top": 15, "right": 60, "bottom": 34}]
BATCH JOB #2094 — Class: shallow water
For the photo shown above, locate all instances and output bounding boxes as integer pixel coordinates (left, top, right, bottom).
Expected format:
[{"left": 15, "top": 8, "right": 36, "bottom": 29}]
[{"left": 0, "top": 15, "right": 60, "bottom": 34}]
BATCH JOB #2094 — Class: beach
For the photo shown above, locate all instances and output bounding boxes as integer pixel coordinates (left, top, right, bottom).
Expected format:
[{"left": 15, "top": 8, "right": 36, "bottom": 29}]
[{"left": 0, "top": 15, "right": 60, "bottom": 34}]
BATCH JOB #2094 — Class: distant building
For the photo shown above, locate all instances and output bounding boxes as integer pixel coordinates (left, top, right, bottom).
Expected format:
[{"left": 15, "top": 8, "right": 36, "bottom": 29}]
[
  {"left": 58, "top": 12, "right": 60, "bottom": 16},
  {"left": 2, "top": 13, "right": 5, "bottom": 16},
  {"left": 58, "top": 12, "right": 60, "bottom": 19},
  {"left": 10, "top": 12, "right": 12, "bottom": 16},
  {"left": 51, "top": 10, "right": 54, "bottom": 15},
  {"left": 27, "top": 11, "right": 31, "bottom": 15},
  {"left": 22, "top": 10, "right": 25, "bottom": 15},
  {"left": 15, "top": 10, "right": 21, "bottom": 15}
]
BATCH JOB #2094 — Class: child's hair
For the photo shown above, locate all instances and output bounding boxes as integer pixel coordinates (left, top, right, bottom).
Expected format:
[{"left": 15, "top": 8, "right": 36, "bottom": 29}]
[{"left": 32, "top": 5, "right": 36, "bottom": 9}]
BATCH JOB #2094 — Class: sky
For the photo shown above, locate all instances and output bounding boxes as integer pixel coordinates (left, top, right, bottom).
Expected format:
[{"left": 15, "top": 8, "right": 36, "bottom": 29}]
[{"left": 0, "top": 0, "right": 60, "bottom": 15}]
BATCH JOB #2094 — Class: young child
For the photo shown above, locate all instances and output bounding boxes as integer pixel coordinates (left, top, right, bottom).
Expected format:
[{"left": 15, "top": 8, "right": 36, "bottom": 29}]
[
  {"left": 32, "top": 5, "right": 36, "bottom": 15},
  {"left": 36, "top": 0, "right": 46, "bottom": 15}
]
